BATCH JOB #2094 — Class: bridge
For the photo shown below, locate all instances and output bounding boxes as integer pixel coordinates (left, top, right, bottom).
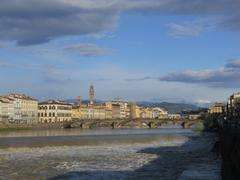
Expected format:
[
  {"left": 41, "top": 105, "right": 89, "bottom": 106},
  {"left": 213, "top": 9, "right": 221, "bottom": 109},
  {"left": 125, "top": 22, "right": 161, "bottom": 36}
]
[{"left": 65, "top": 118, "right": 202, "bottom": 129}]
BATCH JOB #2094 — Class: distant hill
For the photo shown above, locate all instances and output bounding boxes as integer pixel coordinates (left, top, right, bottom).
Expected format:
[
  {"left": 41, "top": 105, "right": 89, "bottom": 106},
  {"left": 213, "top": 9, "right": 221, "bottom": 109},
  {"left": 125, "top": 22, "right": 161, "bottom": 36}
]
[{"left": 137, "top": 101, "right": 200, "bottom": 114}]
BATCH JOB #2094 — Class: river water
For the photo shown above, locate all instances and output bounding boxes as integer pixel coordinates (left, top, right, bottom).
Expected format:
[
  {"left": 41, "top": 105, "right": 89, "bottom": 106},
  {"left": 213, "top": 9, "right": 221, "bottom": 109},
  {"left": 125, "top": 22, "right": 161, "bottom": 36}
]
[{"left": 0, "top": 128, "right": 220, "bottom": 180}]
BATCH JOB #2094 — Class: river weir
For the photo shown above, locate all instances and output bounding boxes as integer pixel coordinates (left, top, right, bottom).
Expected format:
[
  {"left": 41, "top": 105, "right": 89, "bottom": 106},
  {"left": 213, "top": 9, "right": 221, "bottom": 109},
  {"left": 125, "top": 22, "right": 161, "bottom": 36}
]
[{"left": 0, "top": 128, "right": 220, "bottom": 180}]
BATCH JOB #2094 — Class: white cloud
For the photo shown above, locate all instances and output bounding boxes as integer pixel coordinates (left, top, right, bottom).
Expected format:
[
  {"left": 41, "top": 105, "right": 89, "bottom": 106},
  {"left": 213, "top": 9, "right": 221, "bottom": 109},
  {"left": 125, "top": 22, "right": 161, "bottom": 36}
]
[
  {"left": 165, "top": 20, "right": 212, "bottom": 38},
  {"left": 160, "top": 59, "right": 240, "bottom": 88}
]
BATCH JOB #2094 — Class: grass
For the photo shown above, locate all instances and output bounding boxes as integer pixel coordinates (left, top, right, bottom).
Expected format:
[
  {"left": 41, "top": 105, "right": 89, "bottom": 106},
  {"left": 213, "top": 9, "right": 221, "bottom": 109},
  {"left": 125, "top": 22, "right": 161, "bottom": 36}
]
[{"left": 192, "top": 122, "right": 205, "bottom": 132}]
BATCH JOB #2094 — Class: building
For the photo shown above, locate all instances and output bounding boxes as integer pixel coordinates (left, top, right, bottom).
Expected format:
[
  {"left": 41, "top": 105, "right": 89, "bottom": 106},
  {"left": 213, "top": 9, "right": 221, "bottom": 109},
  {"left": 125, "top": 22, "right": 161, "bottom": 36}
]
[
  {"left": 208, "top": 103, "right": 226, "bottom": 114},
  {"left": 38, "top": 100, "right": 72, "bottom": 123},
  {"left": 152, "top": 107, "right": 168, "bottom": 119},
  {"left": 140, "top": 107, "right": 153, "bottom": 119},
  {"left": 89, "top": 85, "right": 94, "bottom": 105},
  {"left": 168, "top": 114, "right": 181, "bottom": 120},
  {"left": 105, "top": 100, "right": 129, "bottom": 119},
  {"left": 2, "top": 94, "right": 38, "bottom": 124},
  {"left": 189, "top": 114, "right": 202, "bottom": 120},
  {"left": 72, "top": 104, "right": 112, "bottom": 120},
  {"left": 129, "top": 103, "right": 141, "bottom": 119},
  {"left": 227, "top": 92, "right": 240, "bottom": 123},
  {"left": 0, "top": 97, "right": 14, "bottom": 123}
]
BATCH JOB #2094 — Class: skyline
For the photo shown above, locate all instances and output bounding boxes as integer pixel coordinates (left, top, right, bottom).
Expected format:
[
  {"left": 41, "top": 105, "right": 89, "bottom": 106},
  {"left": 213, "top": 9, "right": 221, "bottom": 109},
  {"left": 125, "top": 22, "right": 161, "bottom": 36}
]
[{"left": 0, "top": 0, "right": 240, "bottom": 104}]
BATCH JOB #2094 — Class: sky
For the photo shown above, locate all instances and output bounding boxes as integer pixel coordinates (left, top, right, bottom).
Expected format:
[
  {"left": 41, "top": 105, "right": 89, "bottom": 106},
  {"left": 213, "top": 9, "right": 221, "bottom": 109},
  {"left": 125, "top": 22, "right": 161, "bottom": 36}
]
[{"left": 0, "top": 0, "right": 240, "bottom": 104}]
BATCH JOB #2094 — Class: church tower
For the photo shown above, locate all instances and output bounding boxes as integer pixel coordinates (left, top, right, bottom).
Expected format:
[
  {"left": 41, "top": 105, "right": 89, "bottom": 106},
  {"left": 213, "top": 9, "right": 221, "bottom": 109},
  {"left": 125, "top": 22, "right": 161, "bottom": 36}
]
[
  {"left": 77, "top": 96, "right": 82, "bottom": 106},
  {"left": 89, "top": 85, "right": 94, "bottom": 105}
]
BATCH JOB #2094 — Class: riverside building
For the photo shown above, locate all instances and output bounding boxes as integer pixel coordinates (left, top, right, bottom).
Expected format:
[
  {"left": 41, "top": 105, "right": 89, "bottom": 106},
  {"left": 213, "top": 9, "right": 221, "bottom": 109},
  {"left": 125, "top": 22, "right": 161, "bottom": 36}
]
[
  {"left": 38, "top": 100, "right": 72, "bottom": 123},
  {"left": 105, "top": 100, "right": 129, "bottom": 119},
  {"left": 208, "top": 103, "right": 226, "bottom": 115},
  {"left": 0, "top": 94, "right": 38, "bottom": 124},
  {"left": 0, "top": 97, "right": 14, "bottom": 123},
  {"left": 9, "top": 94, "right": 38, "bottom": 124},
  {"left": 227, "top": 92, "right": 240, "bottom": 124},
  {"left": 72, "top": 85, "right": 113, "bottom": 120}
]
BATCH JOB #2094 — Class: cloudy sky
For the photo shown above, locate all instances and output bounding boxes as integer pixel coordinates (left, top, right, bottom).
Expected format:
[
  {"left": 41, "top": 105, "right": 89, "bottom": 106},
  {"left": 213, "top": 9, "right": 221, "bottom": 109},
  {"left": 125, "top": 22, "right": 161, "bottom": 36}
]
[{"left": 0, "top": 0, "right": 240, "bottom": 104}]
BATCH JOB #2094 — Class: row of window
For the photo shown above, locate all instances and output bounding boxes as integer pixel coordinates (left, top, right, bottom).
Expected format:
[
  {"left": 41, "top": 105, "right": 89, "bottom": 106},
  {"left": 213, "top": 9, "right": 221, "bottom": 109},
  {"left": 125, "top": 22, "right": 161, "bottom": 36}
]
[
  {"left": 38, "top": 113, "right": 71, "bottom": 117},
  {"left": 39, "top": 106, "right": 71, "bottom": 110},
  {"left": 39, "top": 119, "right": 71, "bottom": 123}
]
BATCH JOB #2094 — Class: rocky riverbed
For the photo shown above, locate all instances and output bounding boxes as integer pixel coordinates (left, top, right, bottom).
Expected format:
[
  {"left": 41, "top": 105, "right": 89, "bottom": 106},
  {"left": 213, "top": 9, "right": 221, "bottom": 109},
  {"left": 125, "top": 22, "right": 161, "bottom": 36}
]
[{"left": 0, "top": 128, "right": 220, "bottom": 180}]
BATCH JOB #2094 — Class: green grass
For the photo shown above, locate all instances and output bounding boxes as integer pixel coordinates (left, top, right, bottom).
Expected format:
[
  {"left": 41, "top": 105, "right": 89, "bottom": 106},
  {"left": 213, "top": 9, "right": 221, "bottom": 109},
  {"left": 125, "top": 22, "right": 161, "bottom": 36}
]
[
  {"left": 0, "top": 128, "right": 32, "bottom": 132},
  {"left": 192, "top": 122, "right": 205, "bottom": 132}
]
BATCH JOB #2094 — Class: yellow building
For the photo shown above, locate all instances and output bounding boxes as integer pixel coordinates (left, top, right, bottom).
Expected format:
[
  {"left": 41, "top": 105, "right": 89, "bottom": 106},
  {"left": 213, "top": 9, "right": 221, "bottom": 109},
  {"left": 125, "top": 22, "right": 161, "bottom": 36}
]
[
  {"left": 129, "top": 104, "right": 141, "bottom": 119},
  {"left": 72, "top": 104, "right": 111, "bottom": 120},
  {"left": 105, "top": 100, "right": 129, "bottom": 119},
  {"left": 208, "top": 103, "right": 226, "bottom": 114},
  {"left": 38, "top": 100, "right": 72, "bottom": 123},
  {"left": 140, "top": 107, "right": 153, "bottom": 119}
]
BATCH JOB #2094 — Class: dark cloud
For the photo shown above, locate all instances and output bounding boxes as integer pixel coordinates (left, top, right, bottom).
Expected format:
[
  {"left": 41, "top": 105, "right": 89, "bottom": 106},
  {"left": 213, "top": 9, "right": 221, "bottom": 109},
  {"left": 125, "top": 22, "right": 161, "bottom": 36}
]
[
  {"left": 160, "top": 59, "right": 240, "bottom": 88},
  {"left": 64, "top": 44, "right": 112, "bottom": 57},
  {"left": 0, "top": 0, "right": 240, "bottom": 46},
  {"left": 0, "top": 0, "right": 120, "bottom": 46},
  {"left": 127, "top": 0, "right": 240, "bottom": 33},
  {"left": 225, "top": 59, "right": 240, "bottom": 69},
  {"left": 126, "top": 0, "right": 240, "bottom": 15}
]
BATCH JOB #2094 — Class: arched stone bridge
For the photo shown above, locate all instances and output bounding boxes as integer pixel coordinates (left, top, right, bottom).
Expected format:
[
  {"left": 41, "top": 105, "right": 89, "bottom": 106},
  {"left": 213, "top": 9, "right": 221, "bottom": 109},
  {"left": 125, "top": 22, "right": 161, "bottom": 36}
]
[{"left": 65, "top": 118, "right": 202, "bottom": 129}]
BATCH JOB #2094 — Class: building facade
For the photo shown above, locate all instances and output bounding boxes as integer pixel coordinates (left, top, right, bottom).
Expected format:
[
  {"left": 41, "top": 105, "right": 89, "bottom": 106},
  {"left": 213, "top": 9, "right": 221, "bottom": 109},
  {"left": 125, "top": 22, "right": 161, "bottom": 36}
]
[
  {"left": 0, "top": 97, "right": 14, "bottom": 123},
  {"left": 0, "top": 94, "right": 38, "bottom": 124},
  {"left": 105, "top": 100, "right": 129, "bottom": 119},
  {"left": 38, "top": 100, "right": 72, "bottom": 123},
  {"left": 227, "top": 92, "right": 240, "bottom": 123},
  {"left": 72, "top": 104, "right": 112, "bottom": 120},
  {"left": 208, "top": 103, "right": 226, "bottom": 115}
]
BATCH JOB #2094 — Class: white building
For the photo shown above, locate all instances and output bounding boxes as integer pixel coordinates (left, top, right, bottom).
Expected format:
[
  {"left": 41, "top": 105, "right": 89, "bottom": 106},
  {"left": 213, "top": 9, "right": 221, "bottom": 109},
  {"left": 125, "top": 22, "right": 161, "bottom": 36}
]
[
  {"left": 0, "top": 97, "right": 14, "bottom": 123},
  {"left": 38, "top": 100, "right": 72, "bottom": 123},
  {"left": 8, "top": 94, "right": 38, "bottom": 124},
  {"left": 152, "top": 107, "right": 168, "bottom": 119}
]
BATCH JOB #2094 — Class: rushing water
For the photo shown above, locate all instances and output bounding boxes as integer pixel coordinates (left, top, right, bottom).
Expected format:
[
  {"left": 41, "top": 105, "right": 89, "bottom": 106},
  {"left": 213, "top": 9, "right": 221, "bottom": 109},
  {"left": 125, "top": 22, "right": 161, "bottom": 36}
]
[{"left": 0, "top": 128, "right": 220, "bottom": 180}]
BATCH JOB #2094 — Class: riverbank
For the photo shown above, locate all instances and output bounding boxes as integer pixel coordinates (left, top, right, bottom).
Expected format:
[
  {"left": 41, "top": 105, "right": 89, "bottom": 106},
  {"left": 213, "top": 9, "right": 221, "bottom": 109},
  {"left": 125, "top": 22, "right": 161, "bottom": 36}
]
[{"left": 0, "top": 128, "right": 220, "bottom": 179}]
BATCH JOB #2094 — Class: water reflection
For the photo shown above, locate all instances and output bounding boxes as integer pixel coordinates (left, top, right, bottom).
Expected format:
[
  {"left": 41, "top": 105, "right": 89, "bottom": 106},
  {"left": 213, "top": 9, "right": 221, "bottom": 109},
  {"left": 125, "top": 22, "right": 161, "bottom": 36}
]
[{"left": 0, "top": 127, "right": 192, "bottom": 138}]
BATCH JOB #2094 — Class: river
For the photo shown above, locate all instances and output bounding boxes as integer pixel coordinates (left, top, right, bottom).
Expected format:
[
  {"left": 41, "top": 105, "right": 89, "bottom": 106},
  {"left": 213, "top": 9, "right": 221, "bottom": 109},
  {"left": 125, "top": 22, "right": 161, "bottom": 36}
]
[{"left": 0, "top": 128, "right": 220, "bottom": 180}]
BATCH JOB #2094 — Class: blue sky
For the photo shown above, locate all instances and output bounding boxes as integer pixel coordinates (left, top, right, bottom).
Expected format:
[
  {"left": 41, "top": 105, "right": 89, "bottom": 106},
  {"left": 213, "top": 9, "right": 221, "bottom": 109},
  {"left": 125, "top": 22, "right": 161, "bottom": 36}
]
[{"left": 0, "top": 0, "right": 240, "bottom": 104}]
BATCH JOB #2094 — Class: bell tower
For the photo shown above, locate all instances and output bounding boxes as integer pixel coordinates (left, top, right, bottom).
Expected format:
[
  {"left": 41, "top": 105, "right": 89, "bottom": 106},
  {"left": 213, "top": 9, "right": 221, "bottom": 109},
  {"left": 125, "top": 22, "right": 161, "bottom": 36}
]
[
  {"left": 89, "top": 85, "right": 94, "bottom": 105},
  {"left": 77, "top": 96, "right": 82, "bottom": 106}
]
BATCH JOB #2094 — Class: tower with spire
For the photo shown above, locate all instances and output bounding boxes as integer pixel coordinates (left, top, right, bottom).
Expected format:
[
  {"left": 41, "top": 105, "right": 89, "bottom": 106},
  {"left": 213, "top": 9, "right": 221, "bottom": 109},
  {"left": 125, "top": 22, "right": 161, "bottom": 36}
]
[{"left": 89, "top": 84, "right": 94, "bottom": 106}]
